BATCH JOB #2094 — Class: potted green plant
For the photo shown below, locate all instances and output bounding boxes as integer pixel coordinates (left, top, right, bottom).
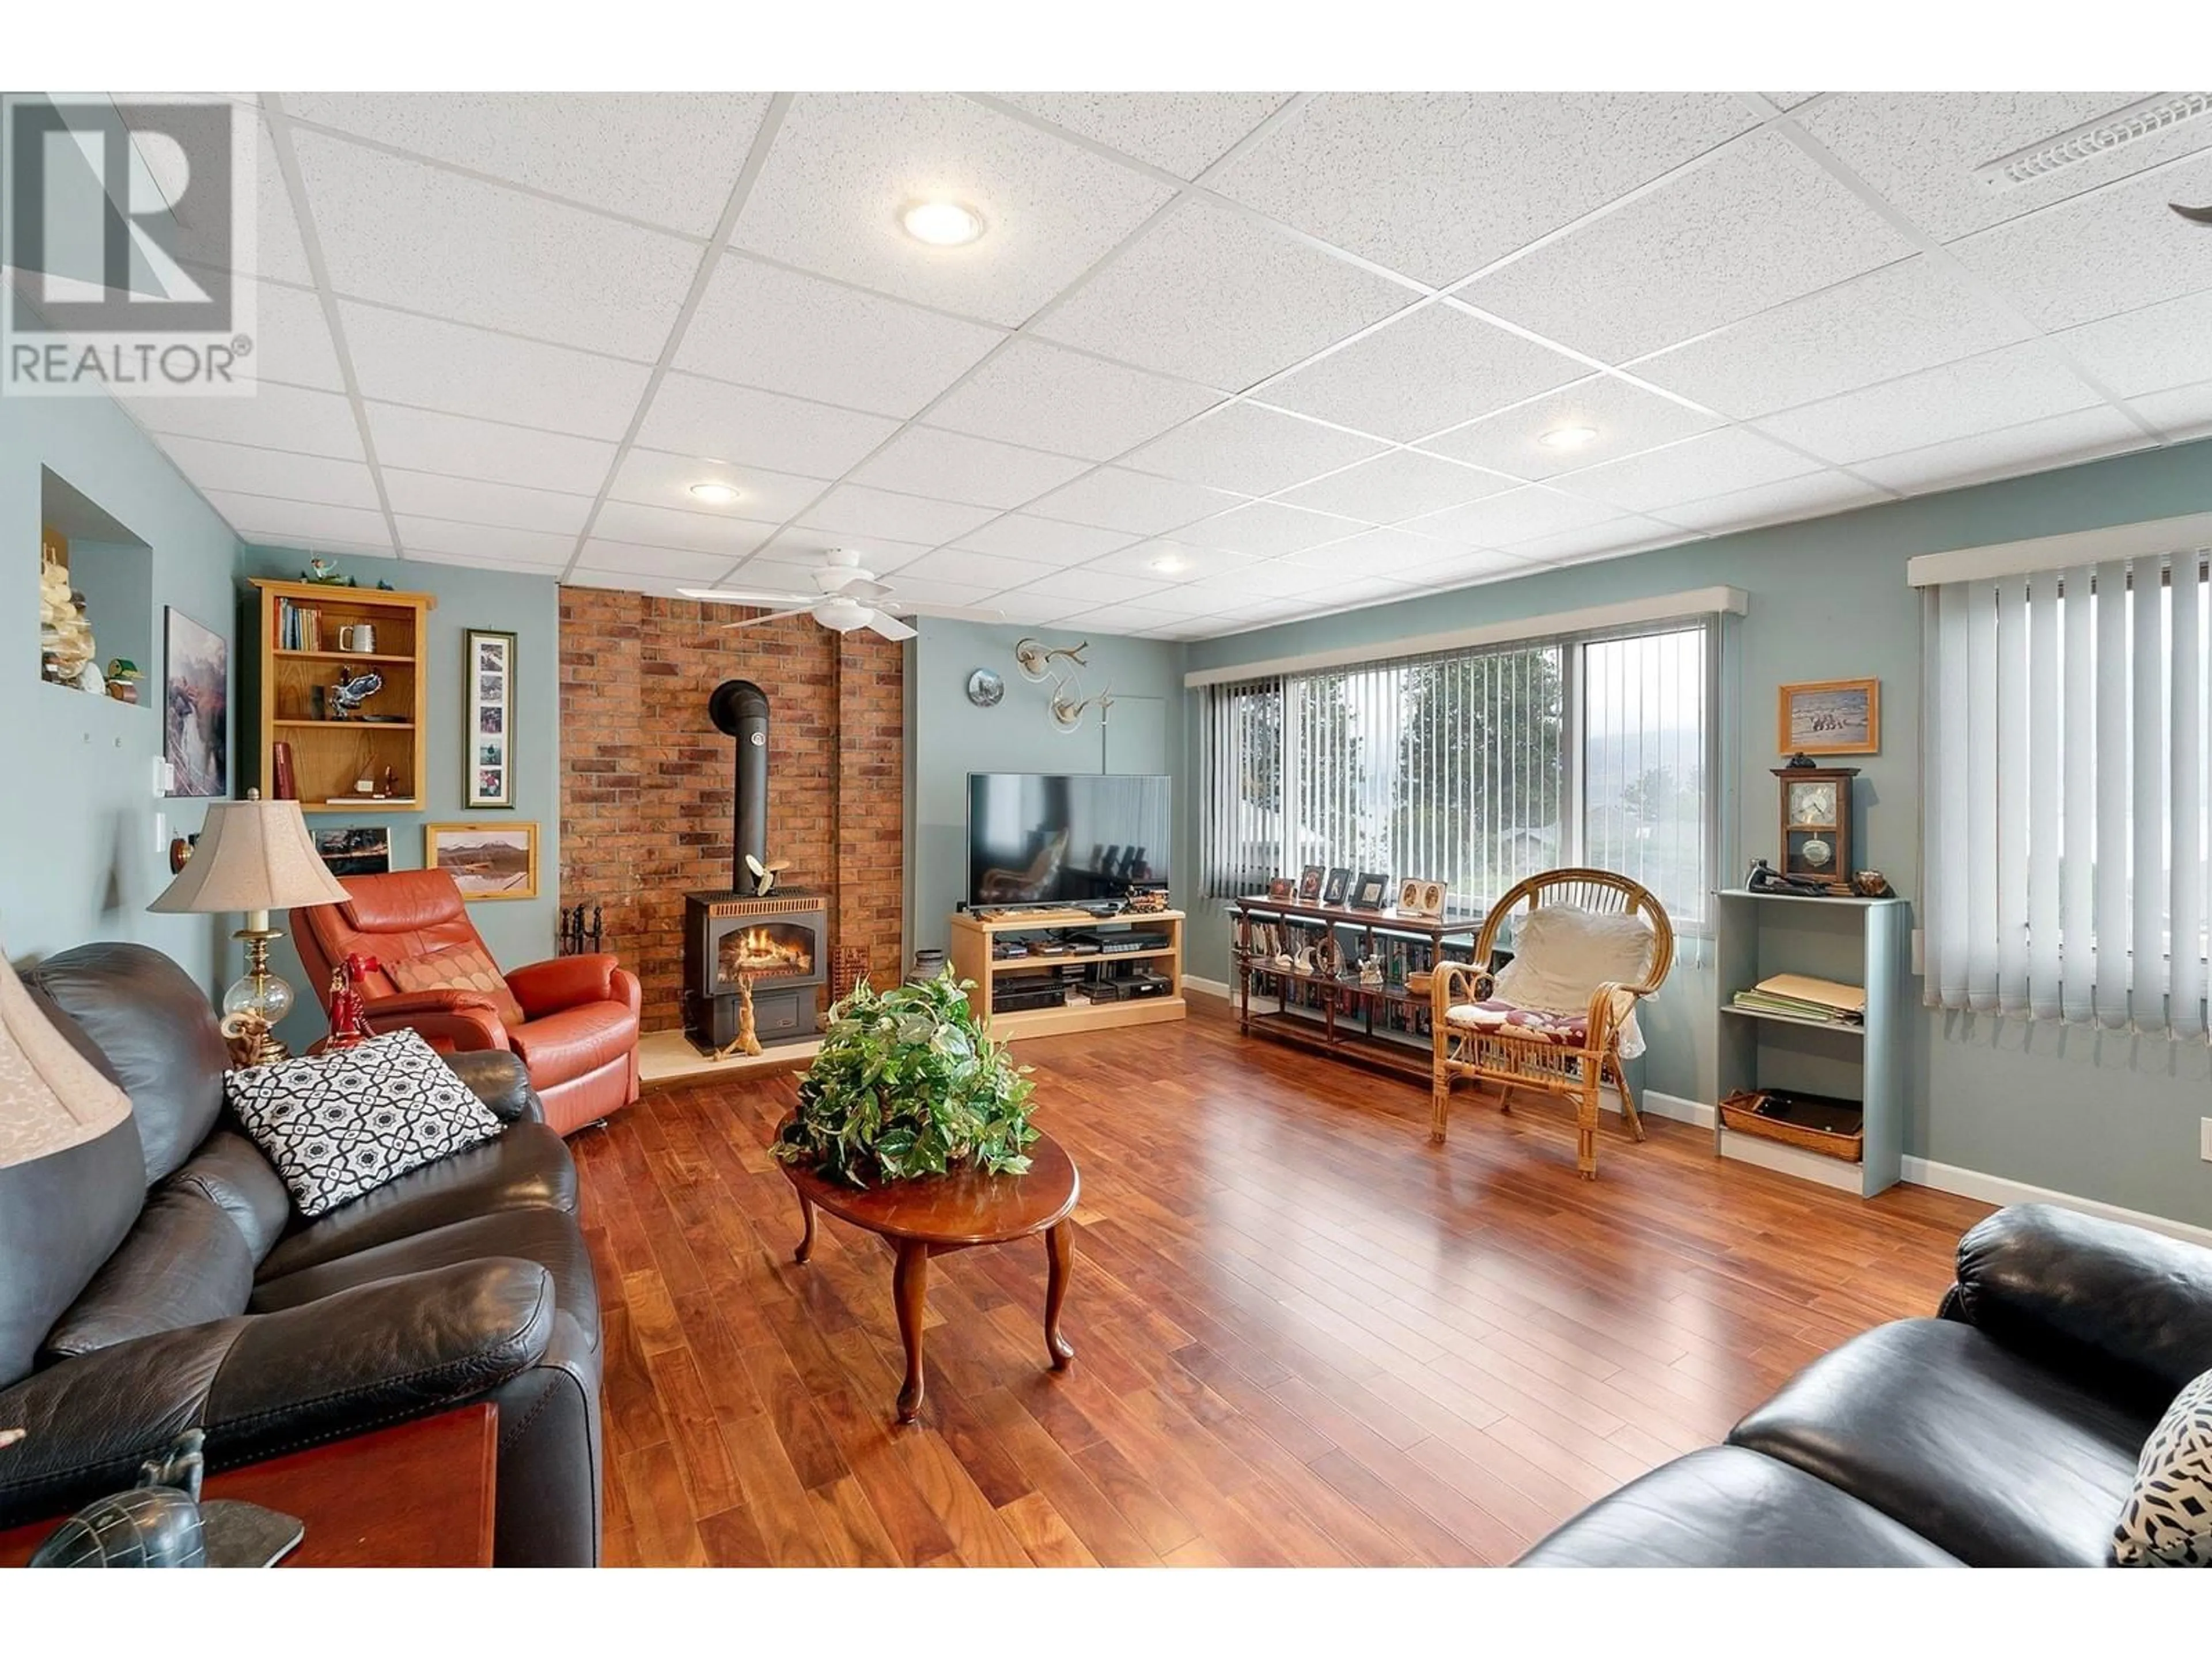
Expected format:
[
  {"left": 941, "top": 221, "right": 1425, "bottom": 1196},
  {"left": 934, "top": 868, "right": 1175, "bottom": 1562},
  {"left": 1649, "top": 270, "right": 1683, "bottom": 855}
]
[{"left": 772, "top": 970, "right": 1037, "bottom": 1187}]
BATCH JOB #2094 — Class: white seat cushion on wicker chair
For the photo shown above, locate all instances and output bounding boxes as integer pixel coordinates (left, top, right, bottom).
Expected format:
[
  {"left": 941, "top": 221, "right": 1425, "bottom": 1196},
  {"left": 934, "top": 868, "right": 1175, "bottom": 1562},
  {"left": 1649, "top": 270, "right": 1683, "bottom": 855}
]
[{"left": 1448, "top": 904, "right": 1658, "bottom": 1058}]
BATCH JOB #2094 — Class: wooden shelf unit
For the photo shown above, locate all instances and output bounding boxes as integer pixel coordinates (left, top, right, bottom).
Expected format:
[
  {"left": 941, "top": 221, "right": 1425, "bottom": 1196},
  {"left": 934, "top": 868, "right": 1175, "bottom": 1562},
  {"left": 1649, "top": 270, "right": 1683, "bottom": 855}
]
[
  {"left": 1712, "top": 887, "right": 1909, "bottom": 1198},
  {"left": 1231, "top": 896, "right": 1484, "bottom": 1082},
  {"left": 946, "top": 908, "right": 1187, "bottom": 1040},
  {"left": 248, "top": 579, "right": 434, "bottom": 813}
]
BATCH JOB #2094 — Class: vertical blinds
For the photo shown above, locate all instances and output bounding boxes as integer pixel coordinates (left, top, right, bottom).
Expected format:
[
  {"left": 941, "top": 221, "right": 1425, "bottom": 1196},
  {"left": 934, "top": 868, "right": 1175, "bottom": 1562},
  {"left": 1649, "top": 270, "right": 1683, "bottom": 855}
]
[
  {"left": 1923, "top": 551, "right": 2210, "bottom": 1037},
  {"left": 1200, "top": 621, "right": 1713, "bottom": 926}
]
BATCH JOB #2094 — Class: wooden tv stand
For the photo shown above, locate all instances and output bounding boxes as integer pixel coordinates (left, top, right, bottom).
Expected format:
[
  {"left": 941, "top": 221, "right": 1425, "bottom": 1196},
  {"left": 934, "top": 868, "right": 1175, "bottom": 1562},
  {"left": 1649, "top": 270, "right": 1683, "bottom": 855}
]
[{"left": 946, "top": 908, "right": 1186, "bottom": 1040}]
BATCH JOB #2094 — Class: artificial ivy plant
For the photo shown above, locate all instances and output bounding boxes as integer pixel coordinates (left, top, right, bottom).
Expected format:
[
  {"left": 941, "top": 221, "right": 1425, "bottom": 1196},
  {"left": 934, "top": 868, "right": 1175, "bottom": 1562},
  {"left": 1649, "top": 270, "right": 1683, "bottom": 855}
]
[{"left": 772, "top": 970, "right": 1037, "bottom": 1187}]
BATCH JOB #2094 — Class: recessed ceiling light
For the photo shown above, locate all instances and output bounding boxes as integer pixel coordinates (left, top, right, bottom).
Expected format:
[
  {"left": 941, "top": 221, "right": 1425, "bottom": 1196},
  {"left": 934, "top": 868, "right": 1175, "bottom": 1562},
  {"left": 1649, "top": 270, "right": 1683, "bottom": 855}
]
[
  {"left": 1538, "top": 425, "right": 1599, "bottom": 450},
  {"left": 901, "top": 199, "right": 986, "bottom": 248},
  {"left": 1148, "top": 554, "right": 1188, "bottom": 574},
  {"left": 688, "top": 482, "right": 742, "bottom": 506}
]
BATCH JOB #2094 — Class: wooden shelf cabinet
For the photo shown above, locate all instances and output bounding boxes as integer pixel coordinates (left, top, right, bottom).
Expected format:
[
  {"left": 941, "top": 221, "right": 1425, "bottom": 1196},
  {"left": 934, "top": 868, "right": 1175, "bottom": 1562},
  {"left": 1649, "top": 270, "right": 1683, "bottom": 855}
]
[
  {"left": 946, "top": 908, "right": 1187, "bottom": 1040},
  {"left": 248, "top": 579, "right": 434, "bottom": 812}
]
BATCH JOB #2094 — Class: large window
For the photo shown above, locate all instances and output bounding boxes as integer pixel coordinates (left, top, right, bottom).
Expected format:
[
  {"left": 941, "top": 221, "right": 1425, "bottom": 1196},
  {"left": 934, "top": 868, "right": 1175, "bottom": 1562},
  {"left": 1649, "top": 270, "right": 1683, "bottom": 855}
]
[
  {"left": 1922, "top": 546, "right": 2209, "bottom": 1037},
  {"left": 1200, "top": 620, "right": 1714, "bottom": 926}
]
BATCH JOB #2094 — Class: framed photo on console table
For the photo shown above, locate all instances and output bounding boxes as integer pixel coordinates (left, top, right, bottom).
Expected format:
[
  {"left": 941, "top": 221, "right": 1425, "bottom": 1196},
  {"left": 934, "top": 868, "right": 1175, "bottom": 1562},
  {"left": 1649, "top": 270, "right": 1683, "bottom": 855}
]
[{"left": 465, "top": 628, "right": 517, "bottom": 808}]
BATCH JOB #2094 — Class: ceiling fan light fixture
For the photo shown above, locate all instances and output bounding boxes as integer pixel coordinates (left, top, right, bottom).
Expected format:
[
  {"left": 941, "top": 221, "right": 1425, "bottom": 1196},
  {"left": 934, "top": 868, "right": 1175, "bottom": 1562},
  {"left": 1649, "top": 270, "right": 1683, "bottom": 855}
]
[
  {"left": 687, "top": 482, "right": 742, "bottom": 506},
  {"left": 900, "top": 199, "right": 986, "bottom": 247},
  {"left": 1538, "top": 425, "right": 1599, "bottom": 450},
  {"left": 1973, "top": 91, "right": 2212, "bottom": 192}
]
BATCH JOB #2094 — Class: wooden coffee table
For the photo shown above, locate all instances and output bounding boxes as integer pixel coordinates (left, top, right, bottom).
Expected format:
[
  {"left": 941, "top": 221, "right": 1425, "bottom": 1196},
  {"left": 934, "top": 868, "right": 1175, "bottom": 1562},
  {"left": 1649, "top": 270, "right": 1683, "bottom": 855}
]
[{"left": 781, "top": 1130, "right": 1080, "bottom": 1424}]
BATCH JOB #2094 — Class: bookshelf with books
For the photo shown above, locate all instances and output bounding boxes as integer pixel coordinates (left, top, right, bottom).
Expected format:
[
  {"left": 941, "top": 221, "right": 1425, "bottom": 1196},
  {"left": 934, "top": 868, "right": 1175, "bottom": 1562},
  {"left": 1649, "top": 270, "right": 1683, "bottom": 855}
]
[
  {"left": 1713, "top": 887, "right": 1908, "bottom": 1198},
  {"left": 1232, "top": 895, "right": 1482, "bottom": 1082},
  {"left": 247, "top": 579, "right": 434, "bottom": 813}
]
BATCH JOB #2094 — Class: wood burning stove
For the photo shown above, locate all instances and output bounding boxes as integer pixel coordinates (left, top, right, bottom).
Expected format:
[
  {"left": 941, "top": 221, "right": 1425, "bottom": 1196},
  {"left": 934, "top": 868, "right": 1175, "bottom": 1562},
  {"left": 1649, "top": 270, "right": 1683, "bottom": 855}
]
[{"left": 681, "top": 677, "right": 828, "bottom": 1052}]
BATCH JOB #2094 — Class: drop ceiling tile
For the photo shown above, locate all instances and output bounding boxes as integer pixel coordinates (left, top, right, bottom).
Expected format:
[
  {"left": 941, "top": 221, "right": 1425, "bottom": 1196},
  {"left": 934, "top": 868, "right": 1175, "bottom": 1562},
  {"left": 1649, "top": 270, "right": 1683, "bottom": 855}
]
[
  {"left": 293, "top": 131, "right": 699, "bottom": 359},
  {"left": 949, "top": 513, "right": 1139, "bottom": 565},
  {"left": 2133, "top": 378, "right": 2212, "bottom": 441},
  {"left": 367, "top": 404, "right": 619, "bottom": 495},
  {"left": 959, "top": 589, "right": 1084, "bottom": 624},
  {"left": 1508, "top": 521, "right": 1684, "bottom": 566},
  {"left": 1212, "top": 92, "right": 1756, "bottom": 285},
  {"left": 1171, "top": 502, "right": 1367, "bottom": 559},
  {"left": 709, "top": 558, "right": 827, "bottom": 597},
  {"left": 1024, "top": 467, "right": 1247, "bottom": 535},
  {"left": 561, "top": 566, "right": 699, "bottom": 599},
  {"left": 191, "top": 114, "right": 311, "bottom": 288},
  {"left": 1389, "top": 546, "right": 1546, "bottom": 587},
  {"left": 731, "top": 92, "right": 1174, "bottom": 327},
  {"left": 1654, "top": 472, "right": 1887, "bottom": 535},
  {"left": 1126, "top": 403, "right": 1387, "bottom": 498},
  {"left": 796, "top": 483, "right": 999, "bottom": 546},
  {"left": 610, "top": 448, "right": 827, "bottom": 522},
  {"left": 1561, "top": 427, "right": 1820, "bottom": 513},
  {"left": 1402, "top": 487, "right": 1623, "bottom": 547},
  {"left": 1279, "top": 525, "right": 1481, "bottom": 575},
  {"left": 883, "top": 575, "right": 998, "bottom": 610},
  {"left": 1795, "top": 91, "right": 2212, "bottom": 243},
  {"left": 746, "top": 528, "right": 934, "bottom": 575},
  {"left": 847, "top": 426, "right": 1089, "bottom": 509},
  {"left": 251, "top": 281, "right": 346, "bottom": 391},
  {"left": 393, "top": 518, "right": 573, "bottom": 566},
  {"left": 573, "top": 540, "right": 740, "bottom": 582},
  {"left": 204, "top": 491, "right": 392, "bottom": 550},
  {"left": 381, "top": 471, "right": 592, "bottom": 535},
  {"left": 1948, "top": 153, "right": 2212, "bottom": 331},
  {"left": 990, "top": 92, "right": 1292, "bottom": 179},
  {"left": 1034, "top": 196, "right": 1413, "bottom": 391},
  {"left": 674, "top": 256, "right": 1003, "bottom": 418},
  {"left": 1764, "top": 92, "right": 1820, "bottom": 110},
  {"left": 921, "top": 337, "right": 1221, "bottom": 460},
  {"left": 635, "top": 372, "right": 900, "bottom": 478},
  {"left": 1258, "top": 304, "right": 1587, "bottom": 441},
  {"left": 1626, "top": 256, "right": 2033, "bottom": 421},
  {"left": 1065, "top": 602, "right": 1185, "bottom": 635},
  {"left": 897, "top": 547, "right": 1058, "bottom": 589},
  {"left": 591, "top": 500, "right": 778, "bottom": 558},
  {"left": 2051, "top": 287, "right": 2212, "bottom": 398},
  {"left": 1173, "top": 559, "right": 1347, "bottom": 603},
  {"left": 1419, "top": 373, "right": 1721, "bottom": 478},
  {"left": 1001, "top": 565, "right": 1172, "bottom": 604},
  {"left": 155, "top": 434, "right": 381, "bottom": 509},
  {"left": 126, "top": 381, "right": 364, "bottom": 460},
  {"left": 1755, "top": 343, "right": 2105, "bottom": 464},
  {"left": 407, "top": 545, "right": 563, "bottom": 575},
  {"left": 1460, "top": 128, "right": 1915, "bottom": 363},
  {"left": 286, "top": 92, "right": 772, "bottom": 237},
  {"left": 1272, "top": 448, "right": 1513, "bottom": 521},
  {"left": 1081, "top": 540, "right": 1262, "bottom": 582},
  {"left": 339, "top": 302, "right": 652, "bottom": 438},
  {"left": 1851, "top": 407, "right": 2149, "bottom": 493}
]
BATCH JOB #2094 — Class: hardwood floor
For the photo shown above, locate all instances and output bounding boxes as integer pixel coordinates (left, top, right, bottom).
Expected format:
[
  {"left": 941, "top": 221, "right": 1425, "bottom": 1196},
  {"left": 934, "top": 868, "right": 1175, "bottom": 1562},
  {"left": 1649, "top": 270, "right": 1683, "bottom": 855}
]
[{"left": 575, "top": 994, "right": 1991, "bottom": 1567}]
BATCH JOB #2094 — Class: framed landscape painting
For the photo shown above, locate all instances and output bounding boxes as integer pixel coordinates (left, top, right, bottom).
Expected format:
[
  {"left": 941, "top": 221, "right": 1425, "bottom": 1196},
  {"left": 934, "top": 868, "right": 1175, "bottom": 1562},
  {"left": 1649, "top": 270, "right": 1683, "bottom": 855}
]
[
  {"left": 425, "top": 821, "right": 538, "bottom": 901},
  {"left": 465, "top": 628, "right": 516, "bottom": 808},
  {"left": 162, "top": 607, "right": 228, "bottom": 797},
  {"left": 1779, "top": 677, "right": 1879, "bottom": 756}
]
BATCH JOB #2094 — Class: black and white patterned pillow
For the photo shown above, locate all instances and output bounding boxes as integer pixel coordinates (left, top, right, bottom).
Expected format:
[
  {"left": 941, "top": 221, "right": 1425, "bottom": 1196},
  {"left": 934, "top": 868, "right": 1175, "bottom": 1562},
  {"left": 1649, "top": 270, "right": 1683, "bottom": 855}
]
[
  {"left": 224, "top": 1029, "right": 502, "bottom": 1219},
  {"left": 2116, "top": 1367, "right": 2212, "bottom": 1566}
]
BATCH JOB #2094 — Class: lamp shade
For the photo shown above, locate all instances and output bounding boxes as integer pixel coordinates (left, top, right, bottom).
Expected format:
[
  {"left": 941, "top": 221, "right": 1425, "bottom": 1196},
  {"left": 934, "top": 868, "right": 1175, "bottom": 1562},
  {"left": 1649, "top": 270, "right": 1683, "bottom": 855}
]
[{"left": 149, "top": 794, "right": 352, "bottom": 916}]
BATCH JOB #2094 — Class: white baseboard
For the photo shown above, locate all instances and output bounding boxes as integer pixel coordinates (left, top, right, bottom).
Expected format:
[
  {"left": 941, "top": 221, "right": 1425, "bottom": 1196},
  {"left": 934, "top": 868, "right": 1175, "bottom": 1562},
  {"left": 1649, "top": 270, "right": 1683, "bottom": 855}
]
[
  {"left": 1183, "top": 974, "right": 1232, "bottom": 999},
  {"left": 1900, "top": 1156, "right": 2212, "bottom": 1251},
  {"left": 1633, "top": 1089, "right": 1716, "bottom": 1128}
]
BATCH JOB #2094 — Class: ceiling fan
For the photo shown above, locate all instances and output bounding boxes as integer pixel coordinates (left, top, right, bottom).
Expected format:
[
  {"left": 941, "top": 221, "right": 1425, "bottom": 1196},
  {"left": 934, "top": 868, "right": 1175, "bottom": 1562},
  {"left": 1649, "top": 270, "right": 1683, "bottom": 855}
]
[{"left": 680, "top": 550, "right": 996, "bottom": 642}]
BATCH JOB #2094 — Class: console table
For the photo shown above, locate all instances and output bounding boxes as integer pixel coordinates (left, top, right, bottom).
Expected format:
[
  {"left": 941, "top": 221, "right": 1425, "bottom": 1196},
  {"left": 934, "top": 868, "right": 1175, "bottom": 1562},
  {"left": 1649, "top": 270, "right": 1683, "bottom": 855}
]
[{"left": 1232, "top": 895, "right": 1483, "bottom": 1082}]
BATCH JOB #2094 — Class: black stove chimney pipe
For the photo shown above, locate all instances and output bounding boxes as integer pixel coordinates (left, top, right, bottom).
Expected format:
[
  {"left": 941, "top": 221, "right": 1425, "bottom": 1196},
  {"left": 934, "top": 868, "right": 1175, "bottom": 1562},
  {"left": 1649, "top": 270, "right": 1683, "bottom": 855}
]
[{"left": 708, "top": 679, "right": 770, "bottom": 895}]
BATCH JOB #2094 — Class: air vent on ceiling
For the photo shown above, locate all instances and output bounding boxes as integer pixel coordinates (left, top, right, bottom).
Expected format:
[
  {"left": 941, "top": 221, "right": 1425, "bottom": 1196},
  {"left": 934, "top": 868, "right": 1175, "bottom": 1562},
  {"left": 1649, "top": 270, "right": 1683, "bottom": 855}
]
[{"left": 1973, "top": 91, "right": 2212, "bottom": 192}]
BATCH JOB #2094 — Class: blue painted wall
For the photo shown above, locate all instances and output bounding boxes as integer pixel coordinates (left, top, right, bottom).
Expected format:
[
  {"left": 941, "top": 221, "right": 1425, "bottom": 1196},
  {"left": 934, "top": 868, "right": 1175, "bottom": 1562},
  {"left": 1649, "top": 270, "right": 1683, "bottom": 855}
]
[{"left": 1183, "top": 435, "right": 2212, "bottom": 1225}]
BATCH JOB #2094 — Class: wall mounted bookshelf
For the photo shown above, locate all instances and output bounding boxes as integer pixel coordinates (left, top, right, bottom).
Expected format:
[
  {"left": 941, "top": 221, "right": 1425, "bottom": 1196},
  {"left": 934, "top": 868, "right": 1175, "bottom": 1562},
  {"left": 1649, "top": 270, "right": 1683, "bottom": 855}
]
[{"left": 247, "top": 578, "right": 434, "bottom": 812}]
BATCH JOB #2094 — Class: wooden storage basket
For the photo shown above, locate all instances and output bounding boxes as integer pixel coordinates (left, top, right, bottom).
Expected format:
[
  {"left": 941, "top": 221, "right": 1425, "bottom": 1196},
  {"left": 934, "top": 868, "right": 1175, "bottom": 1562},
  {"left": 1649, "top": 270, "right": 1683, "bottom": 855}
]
[{"left": 1718, "top": 1088, "right": 1864, "bottom": 1162}]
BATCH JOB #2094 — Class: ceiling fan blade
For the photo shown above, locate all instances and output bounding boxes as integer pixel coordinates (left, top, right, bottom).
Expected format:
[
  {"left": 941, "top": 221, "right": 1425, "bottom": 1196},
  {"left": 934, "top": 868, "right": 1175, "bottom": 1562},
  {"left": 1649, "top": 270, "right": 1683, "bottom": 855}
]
[
  {"left": 2173, "top": 201, "right": 2212, "bottom": 225},
  {"left": 889, "top": 601, "right": 1008, "bottom": 624},
  {"left": 861, "top": 609, "right": 917, "bottom": 642},
  {"left": 681, "top": 585, "right": 815, "bottom": 606},
  {"left": 719, "top": 605, "right": 819, "bottom": 630}
]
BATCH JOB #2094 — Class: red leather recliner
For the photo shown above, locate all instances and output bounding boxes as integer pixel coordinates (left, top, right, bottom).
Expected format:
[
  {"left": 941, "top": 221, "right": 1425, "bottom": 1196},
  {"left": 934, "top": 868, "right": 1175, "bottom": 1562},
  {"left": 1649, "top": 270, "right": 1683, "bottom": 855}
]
[{"left": 293, "top": 869, "right": 641, "bottom": 1136}]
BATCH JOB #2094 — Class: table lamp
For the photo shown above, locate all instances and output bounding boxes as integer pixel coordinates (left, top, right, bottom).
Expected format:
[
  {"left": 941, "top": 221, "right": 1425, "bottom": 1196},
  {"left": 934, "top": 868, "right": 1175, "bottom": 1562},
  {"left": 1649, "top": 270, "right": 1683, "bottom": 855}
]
[{"left": 148, "top": 790, "right": 351, "bottom": 1063}]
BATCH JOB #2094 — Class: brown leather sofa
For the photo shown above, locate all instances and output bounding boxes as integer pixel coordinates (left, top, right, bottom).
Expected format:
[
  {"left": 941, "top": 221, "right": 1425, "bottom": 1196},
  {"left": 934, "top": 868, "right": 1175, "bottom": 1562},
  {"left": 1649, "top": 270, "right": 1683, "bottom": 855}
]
[
  {"left": 293, "top": 869, "right": 641, "bottom": 1137},
  {"left": 1, "top": 941, "right": 602, "bottom": 1566}
]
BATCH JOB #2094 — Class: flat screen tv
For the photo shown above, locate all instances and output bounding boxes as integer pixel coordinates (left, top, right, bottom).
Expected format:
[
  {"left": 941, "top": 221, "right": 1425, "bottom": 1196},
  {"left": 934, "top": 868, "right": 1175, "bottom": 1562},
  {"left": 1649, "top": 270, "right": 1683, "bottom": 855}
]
[{"left": 966, "top": 772, "right": 1171, "bottom": 907}]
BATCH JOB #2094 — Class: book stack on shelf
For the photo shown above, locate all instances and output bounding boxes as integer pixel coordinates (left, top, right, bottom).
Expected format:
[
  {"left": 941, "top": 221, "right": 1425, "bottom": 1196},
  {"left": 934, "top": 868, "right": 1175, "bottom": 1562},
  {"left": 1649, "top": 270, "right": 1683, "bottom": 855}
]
[
  {"left": 1731, "top": 972, "right": 1866, "bottom": 1029},
  {"left": 275, "top": 597, "right": 325, "bottom": 652}
]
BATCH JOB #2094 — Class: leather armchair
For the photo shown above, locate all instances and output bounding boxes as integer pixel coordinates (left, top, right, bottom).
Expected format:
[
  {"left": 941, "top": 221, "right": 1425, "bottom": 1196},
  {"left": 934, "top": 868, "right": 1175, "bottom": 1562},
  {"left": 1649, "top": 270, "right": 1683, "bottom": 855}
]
[{"left": 293, "top": 869, "right": 641, "bottom": 1136}]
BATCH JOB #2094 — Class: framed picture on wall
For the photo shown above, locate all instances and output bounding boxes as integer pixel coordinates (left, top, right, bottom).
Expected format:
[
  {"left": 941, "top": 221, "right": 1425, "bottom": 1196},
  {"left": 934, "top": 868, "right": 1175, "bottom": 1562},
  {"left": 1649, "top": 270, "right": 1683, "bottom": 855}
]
[
  {"left": 1778, "top": 677, "right": 1879, "bottom": 756},
  {"left": 425, "top": 821, "right": 539, "bottom": 901},
  {"left": 465, "top": 628, "right": 517, "bottom": 808},
  {"left": 162, "top": 607, "right": 228, "bottom": 797},
  {"left": 313, "top": 826, "right": 391, "bottom": 878}
]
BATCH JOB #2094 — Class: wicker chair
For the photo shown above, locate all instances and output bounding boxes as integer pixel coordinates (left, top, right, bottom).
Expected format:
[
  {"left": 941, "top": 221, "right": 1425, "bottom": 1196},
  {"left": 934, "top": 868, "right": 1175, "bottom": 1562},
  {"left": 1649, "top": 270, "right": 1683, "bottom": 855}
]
[{"left": 1430, "top": 868, "right": 1675, "bottom": 1180}]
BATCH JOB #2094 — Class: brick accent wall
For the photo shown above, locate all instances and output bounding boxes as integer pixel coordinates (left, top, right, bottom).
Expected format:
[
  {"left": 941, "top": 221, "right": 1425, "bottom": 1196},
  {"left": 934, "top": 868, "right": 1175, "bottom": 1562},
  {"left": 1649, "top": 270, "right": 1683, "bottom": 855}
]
[{"left": 558, "top": 588, "right": 905, "bottom": 1029}]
